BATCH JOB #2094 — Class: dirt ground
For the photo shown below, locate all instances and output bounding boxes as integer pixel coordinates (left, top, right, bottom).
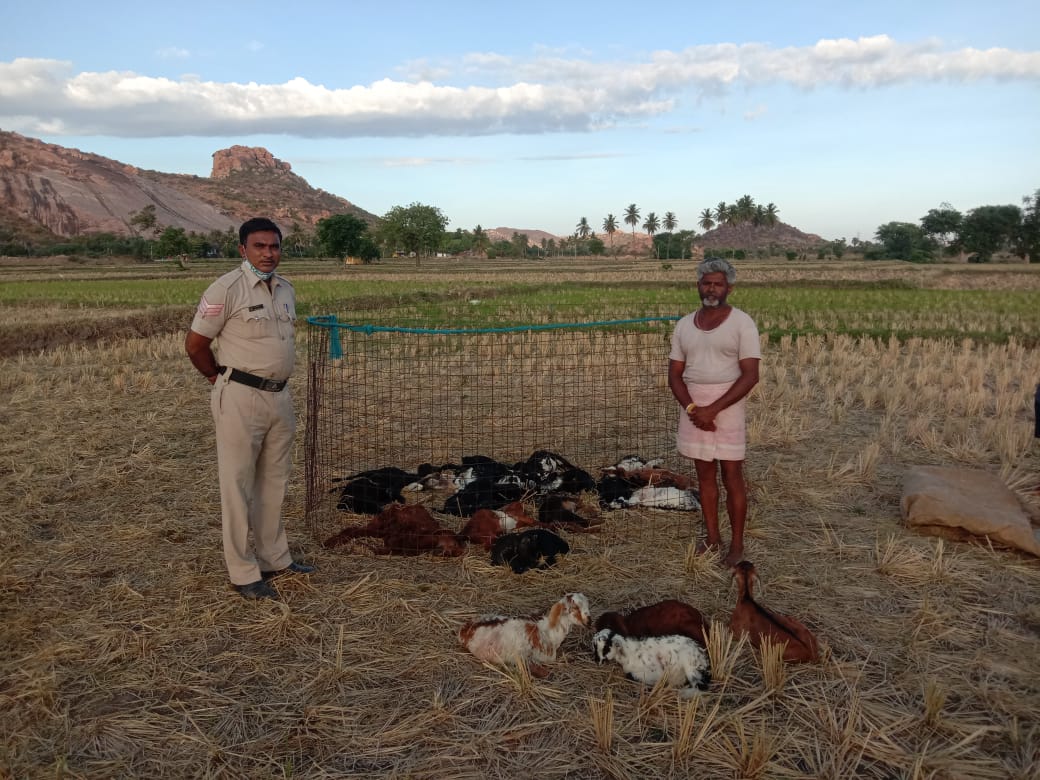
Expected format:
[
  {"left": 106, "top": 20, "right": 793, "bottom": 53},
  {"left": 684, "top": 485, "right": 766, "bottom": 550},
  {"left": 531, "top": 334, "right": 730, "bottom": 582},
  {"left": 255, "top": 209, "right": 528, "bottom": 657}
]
[{"left": 2, "top": 260, "right": 1039, "bottom": 778}]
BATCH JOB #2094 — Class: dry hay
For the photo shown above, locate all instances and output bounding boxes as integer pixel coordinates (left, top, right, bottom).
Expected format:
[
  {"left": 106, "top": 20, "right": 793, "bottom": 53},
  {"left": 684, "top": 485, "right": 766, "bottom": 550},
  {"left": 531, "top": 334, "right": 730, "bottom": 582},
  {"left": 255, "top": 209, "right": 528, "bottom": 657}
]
[{"left": 2, "top": 305, "right": 1040, "bottom": 778}]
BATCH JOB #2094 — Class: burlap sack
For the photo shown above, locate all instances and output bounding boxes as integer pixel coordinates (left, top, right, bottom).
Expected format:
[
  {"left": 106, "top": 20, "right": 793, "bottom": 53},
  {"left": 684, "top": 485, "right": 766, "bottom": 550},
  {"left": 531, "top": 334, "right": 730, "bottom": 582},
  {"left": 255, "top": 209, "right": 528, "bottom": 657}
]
[{"left": 900, "top": 465, "right": 1039, "bottom": 557}]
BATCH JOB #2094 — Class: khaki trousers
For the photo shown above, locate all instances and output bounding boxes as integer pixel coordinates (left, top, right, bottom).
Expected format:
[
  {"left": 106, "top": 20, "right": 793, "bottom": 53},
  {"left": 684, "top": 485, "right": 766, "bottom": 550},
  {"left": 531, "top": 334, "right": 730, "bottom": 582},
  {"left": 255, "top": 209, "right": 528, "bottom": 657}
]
[{"left": 211, "top": 375, "right": 295, "bottom": 585}]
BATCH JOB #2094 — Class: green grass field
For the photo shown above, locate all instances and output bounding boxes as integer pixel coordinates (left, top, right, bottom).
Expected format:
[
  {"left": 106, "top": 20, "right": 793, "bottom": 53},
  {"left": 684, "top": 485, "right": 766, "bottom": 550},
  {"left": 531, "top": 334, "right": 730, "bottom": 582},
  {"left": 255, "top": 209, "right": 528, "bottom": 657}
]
[{"left": 2, "top": 257, "right": 1039, "bottom": 345}]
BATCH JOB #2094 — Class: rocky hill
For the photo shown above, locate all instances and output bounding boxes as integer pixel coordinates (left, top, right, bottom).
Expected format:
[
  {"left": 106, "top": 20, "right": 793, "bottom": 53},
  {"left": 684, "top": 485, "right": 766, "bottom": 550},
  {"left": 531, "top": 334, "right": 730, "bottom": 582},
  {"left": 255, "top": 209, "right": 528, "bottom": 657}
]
[
  {"left": 487, "top": 226, "right": 657, "bottom": 253},
  {"left": 697, "top": 221, "right": 825, "bottom": 251},
  {"left": 0, "top": 131, "right": 376, "bottom": 239},
  {"left": 486, "top": 227, "right": 562, "bottom": 245}
]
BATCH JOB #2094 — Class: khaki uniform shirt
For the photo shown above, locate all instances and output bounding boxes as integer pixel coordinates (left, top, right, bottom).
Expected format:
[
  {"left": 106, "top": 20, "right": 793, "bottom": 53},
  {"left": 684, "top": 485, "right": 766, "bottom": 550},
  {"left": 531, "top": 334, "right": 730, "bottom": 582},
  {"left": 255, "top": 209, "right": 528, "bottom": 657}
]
[{"left": 190, "top": 261, "right": 297, "bottom": 379}]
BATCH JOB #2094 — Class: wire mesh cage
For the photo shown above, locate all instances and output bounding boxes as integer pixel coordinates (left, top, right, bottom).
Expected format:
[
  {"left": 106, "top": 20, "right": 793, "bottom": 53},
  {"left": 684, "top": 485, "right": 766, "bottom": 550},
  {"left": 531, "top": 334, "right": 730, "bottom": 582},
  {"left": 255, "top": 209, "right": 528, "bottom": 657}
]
[{"left": 305, "top": 303, "right": 701, "bottom": 554}]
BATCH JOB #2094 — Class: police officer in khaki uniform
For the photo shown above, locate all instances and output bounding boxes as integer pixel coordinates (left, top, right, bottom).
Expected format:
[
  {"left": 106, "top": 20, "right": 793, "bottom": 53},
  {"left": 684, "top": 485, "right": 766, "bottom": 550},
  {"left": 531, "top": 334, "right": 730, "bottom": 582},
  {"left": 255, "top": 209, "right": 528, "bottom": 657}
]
[{"left": 185, "top": 217, "right": 315, "bottom": 600}]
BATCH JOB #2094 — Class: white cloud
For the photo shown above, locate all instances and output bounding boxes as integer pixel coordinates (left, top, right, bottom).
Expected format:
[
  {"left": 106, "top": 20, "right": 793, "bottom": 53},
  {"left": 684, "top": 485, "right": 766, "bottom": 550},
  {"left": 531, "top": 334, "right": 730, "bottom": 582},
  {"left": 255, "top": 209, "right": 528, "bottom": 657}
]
[{"left": 0, "top": 36, "right": 1037, "bottom": 138}]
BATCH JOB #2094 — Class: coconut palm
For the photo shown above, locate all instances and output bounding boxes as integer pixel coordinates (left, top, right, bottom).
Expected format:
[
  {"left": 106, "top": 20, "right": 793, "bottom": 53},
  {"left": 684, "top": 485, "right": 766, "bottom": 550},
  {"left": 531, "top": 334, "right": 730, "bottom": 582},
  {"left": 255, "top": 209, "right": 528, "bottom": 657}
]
[
  {"left": 473, "top": 224, "right": 490, "bottom": 254},
  {"left": 765, "top": 203, "right": 780, "bottom": 227},
  {"left": 714, "top": 202, "right": 729, "bottom": 225},
  {"left": 603, "top": 214, "right": 618, "bottom": 257},
  {"left": 624, "top": 204, "right": 640, "bottom": 238},
  {"left": 576, "top": 217, "right": 592, "bottom": 239},
  {"left": 662, "top": 211, "right": 678, "bottom": 259},
  {"left": 511, "top": 231, "right": 529, "bottom": 259},
  {"left": 735, "top": 194, "right": 756, "bottom": 223},
  {"left": 642, "top": 212, "right": 660, "bottom": 258},
  {"left": 699, "top": 208, "right": 716, "bottom": 231}
]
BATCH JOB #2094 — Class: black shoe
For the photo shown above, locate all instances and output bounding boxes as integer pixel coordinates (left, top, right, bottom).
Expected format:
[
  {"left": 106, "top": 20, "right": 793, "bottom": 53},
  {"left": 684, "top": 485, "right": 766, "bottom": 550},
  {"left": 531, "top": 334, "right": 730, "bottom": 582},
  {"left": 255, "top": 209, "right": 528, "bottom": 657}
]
[
  {"left": 261, "top": 561, "right": 316, "bottom": 580},
  {"left": 236, "top": 579, "right": 279, "bottom": 600}
]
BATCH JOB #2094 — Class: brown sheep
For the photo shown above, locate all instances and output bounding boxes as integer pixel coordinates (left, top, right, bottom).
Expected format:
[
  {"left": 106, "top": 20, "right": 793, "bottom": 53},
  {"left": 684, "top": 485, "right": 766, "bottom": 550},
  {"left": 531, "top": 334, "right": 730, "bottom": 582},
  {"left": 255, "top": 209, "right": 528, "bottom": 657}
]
[
  {"left": 594, "top": 599, "right": 708, "bottom": 647},
  {"left": 324, "top": 503, "right": 465, "bottom": 556},
  {"left": 458, "top": 501, "right": 537, "bottom": 550},
  {"left": 728, "top": 561, "right": 819, "bottom": 663}
]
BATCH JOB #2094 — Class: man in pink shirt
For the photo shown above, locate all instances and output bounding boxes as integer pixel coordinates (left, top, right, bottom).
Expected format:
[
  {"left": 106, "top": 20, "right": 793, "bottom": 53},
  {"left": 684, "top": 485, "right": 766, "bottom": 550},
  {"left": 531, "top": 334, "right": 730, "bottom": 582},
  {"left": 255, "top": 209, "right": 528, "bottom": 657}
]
[{"left": 668, "top": 258, "right": 761, "bottom": 568}]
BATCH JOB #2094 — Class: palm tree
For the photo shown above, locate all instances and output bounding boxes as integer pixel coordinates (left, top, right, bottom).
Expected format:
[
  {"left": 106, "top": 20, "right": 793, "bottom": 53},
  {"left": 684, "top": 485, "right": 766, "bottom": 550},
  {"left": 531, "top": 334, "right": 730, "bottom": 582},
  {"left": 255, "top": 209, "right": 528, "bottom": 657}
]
[
  {"left": 624, "top": 204, "right": 640, "bottom": 238},
  {"left": 576, "top": 217, "right": 592, "bottom": 239},
  {"left": 642, "top": 212, "right": 660, "bottom": 258},
  {"left": 510, "top": 231, "right": 529, "bottom": 259},
  {"left": 735, "top": 194, "right": 756, "bottom": 223},
  {"left": 698, "top": 208, "right": 716, "bottom": 232},
  {"left": 714, "top": 202, "right": 729, "bottom": 225},
  {"left": 764, "top": 203, "right": 780, "bottom": 227},
  {"left": 473, "top": 224, "right": 489, "bottom": 255},
  {"left": 603, "top": 214, "right": 618, "bottom": 257},
  {"left": 662, "top": 211, "right": 678, "bottom": 259}
]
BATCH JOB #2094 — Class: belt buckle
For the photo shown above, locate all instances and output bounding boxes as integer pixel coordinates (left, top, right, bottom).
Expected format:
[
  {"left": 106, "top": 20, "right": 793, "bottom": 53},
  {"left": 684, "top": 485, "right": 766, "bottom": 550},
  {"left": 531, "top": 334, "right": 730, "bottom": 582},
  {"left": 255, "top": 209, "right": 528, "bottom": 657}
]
[{"left": 260, "top": 378, "right": 281, "bottom": 391}]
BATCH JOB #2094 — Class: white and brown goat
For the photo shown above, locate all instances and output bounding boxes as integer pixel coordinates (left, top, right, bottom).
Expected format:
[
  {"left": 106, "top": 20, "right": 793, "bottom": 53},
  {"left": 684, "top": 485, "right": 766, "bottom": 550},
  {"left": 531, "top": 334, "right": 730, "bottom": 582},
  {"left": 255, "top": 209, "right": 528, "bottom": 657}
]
[
  {"left": 459, "top": 592, "right": 591, "bottom": 677},
  {"left": 458, "top": 501, "right": 537, "bottom": 550}
]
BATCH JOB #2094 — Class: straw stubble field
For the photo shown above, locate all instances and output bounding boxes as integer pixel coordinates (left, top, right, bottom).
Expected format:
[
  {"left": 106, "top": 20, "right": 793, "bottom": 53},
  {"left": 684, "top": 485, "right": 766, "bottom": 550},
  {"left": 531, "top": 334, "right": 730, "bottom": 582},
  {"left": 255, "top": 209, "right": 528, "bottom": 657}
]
[{"left": 2, "top": 260, "right": 1039, "bottom": 779}]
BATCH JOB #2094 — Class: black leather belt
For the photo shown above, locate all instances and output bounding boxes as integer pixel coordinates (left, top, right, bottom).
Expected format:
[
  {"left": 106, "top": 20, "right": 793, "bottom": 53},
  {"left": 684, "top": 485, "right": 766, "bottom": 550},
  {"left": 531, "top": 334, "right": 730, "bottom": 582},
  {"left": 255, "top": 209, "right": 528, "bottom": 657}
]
[{"left": 218, "top": 366, "right": 287, "bottom": 392}]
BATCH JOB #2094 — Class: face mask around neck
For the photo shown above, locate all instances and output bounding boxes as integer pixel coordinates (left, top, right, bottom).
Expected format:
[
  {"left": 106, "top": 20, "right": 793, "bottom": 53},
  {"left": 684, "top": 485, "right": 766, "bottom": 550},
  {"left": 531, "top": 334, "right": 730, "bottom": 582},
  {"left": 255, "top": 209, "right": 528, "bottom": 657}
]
[{"left": 248, "top": 263, "right": 274, "bottom": 281}]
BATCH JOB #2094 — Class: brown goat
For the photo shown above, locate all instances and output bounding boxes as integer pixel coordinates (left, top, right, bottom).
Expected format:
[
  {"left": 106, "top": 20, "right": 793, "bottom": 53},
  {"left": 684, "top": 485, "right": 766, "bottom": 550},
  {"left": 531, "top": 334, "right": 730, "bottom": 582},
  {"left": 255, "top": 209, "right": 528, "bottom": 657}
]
[
  {"left": 728, "top": 561, "right": 819, "bottom": 663},
  {"left": 458, "top": 501, "right": 537, "bottom": 550},
  {"left": 324, "top": 503, "right": 465, "bottom": 556},
  {"left": 594, "top": 599, "right": 708, "bottom": 647},
  {"left": 376, "top": 528, "right": 467, "bottom": 557}
]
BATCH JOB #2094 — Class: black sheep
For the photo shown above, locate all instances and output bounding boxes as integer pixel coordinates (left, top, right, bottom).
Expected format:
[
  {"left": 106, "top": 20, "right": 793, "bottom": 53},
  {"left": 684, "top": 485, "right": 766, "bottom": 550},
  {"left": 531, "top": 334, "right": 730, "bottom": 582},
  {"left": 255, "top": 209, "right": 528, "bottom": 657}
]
[
  {"left": 442, "top": 475, "right": 526, "bottom": 516},
  {"left": 596, "top": 474, "right": 638, "bottom": 509},
  {"left": 490, "top": 528, "right": 570, "bottom": 574},
  {"left": 537, "top": 492, "right": 600, "bottom": 531},
  {"left": 514, "top": 449, "right": 596, "bottom": 494},
  {"left": 332, "top": 466, "right": 417, "bottom": 514}
]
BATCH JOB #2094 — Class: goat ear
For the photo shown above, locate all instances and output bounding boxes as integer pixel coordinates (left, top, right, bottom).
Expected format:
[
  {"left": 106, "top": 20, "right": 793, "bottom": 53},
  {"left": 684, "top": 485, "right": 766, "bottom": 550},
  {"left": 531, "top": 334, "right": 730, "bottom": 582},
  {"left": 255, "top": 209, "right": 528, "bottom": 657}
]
[
  {"left": 750, "top": 568, "right": 763, "bottom": 597},
  {"left": 547, "top": 601, "right": 565, "bottom": 628}
]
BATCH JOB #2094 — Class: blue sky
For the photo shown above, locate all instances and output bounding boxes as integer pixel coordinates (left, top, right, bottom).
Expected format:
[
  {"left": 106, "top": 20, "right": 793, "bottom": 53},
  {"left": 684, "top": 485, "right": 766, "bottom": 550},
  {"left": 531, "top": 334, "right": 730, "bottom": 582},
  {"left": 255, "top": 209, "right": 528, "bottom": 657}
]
[{"left": 2, "top": 0, "right": 1038, "bottom": 241}]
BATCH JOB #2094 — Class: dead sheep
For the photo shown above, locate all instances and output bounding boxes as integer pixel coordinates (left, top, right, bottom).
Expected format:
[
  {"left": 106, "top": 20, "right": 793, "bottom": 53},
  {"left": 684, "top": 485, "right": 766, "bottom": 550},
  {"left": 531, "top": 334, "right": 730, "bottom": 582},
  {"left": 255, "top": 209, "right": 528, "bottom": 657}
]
[
  {"left": 592, "top": 628, "right": 711, "bottom": 698},
  {"left": 459, "top": 593, "right": 591, "bottom": 677}
]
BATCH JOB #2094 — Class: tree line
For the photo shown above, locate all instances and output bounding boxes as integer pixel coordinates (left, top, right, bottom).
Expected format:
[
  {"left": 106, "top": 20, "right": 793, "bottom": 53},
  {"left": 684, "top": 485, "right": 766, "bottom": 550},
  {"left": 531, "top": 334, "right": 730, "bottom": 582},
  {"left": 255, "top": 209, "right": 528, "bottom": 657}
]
[
  {"left": 872, "top": 191, "right": 1040, "bottom": 263},
  {"left": 1, "top": 190, "right": 1037, "bottom": 264}
]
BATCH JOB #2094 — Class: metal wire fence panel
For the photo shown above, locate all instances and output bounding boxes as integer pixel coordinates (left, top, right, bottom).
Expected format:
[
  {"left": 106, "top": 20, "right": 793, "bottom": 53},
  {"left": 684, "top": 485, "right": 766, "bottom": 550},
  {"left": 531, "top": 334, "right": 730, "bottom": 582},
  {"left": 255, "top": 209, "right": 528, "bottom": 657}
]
[{"left": 305, "top": 310, "right": 698, "bottom": 548}]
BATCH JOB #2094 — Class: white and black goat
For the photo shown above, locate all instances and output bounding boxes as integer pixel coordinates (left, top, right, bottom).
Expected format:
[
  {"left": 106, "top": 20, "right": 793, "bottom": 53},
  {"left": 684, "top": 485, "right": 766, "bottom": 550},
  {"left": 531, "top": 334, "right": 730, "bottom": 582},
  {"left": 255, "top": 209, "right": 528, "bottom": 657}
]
[{"left": 592, "top": 628, "right": 711, "bottom": 698}]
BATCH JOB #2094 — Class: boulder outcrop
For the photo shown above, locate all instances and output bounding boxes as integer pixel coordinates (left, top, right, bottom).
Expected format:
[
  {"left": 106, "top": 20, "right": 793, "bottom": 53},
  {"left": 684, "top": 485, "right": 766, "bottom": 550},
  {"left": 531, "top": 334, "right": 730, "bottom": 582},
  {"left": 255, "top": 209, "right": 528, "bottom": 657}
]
[{"left": 0, "top": 131, "right": 375, "bottom": 238}]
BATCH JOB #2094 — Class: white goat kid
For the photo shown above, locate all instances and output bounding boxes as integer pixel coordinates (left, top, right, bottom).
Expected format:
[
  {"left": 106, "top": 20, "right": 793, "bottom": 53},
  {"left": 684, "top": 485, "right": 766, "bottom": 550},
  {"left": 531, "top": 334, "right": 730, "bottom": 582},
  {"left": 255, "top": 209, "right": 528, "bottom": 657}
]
[
  {"left": 460, "top": 593, "right": 591, "bottom": 677},
  {"left": 593, "top": 628, "right": 711, "bottom": 697}
]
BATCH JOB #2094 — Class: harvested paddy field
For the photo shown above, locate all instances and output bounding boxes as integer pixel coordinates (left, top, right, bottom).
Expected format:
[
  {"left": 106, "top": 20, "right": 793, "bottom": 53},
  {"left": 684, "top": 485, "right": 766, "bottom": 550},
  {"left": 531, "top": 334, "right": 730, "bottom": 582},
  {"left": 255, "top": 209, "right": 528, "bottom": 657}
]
[{"left": 2, "top": 258, "right": 1039, "bottom": 778}]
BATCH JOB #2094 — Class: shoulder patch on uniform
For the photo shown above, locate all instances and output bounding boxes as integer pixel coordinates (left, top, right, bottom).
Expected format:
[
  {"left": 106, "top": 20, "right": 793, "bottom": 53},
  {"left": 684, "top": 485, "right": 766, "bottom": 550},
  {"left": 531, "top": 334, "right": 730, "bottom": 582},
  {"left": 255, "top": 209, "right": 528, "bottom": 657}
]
[{"left": 197, "top": 296, "right": 225, "bottom": 318}]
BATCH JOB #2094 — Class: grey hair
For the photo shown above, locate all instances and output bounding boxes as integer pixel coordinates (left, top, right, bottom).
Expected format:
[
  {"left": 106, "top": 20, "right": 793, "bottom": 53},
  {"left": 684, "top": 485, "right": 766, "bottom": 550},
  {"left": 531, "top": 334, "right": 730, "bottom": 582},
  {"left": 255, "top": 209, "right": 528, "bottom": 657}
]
[{"left": 696, "top": 257, "right": 736, "bottom": 284}]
